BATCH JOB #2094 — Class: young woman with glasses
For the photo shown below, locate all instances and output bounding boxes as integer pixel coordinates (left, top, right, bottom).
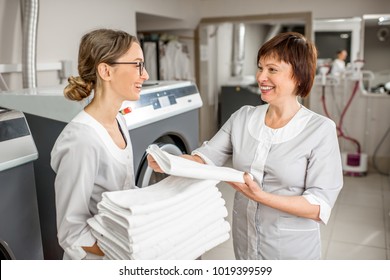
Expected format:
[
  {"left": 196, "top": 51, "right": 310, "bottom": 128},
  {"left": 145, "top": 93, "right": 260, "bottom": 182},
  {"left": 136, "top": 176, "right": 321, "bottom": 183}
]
[{"left": 51, "top": 28, "right": 149, "bottom": 259}]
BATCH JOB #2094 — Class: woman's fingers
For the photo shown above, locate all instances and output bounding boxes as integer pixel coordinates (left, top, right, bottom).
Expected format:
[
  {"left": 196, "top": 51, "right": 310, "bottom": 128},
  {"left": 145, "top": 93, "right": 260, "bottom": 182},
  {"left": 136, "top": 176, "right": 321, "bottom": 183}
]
[{"left": 146, "top": 154, "right": 163, "bottom": 173}]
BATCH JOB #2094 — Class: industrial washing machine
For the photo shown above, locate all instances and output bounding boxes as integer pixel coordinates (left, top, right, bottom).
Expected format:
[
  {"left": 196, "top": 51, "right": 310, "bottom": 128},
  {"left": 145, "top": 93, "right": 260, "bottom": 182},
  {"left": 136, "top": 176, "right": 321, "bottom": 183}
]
[
  {"left": 0, "top": 108, "right": 43, "bottom": 260},
  {"left": 0, "top": 86, "right": 85, "bottom": 259},
  {"left": 120, "top": 80, "right": 203, "bottom": 187},
  {"left": 0, "top": 80, "right": 202, "bottom": 258}
]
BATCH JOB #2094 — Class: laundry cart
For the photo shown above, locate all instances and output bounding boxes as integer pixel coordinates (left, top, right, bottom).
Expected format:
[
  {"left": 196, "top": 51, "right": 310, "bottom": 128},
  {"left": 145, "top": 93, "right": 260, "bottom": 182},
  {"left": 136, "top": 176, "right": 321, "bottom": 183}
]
[{"left": 0, "top": 108, "right": 43, "bottom": 259}]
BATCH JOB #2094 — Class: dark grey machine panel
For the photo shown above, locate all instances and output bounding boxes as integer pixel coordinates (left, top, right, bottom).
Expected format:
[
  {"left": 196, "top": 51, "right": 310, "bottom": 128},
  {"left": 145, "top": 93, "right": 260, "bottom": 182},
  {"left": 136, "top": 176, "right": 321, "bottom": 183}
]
[{"left": 220, "top": 85, "right": 265, "bottom": 128}]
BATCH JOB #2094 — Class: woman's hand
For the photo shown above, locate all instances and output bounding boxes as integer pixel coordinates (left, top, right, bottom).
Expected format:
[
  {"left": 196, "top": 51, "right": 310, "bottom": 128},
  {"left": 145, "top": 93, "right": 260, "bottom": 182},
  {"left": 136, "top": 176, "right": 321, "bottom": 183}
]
[
  {"left": 147, "top": 154, "right": 163, "bottom": 173},
  {"left": 147, "top": 153, "right": 205, "bottom": 173},
  {"left": 228, "top": 173, "right": 263, "bottom": 202},
  {"left": 82, "top": 242, "right": 104, "bottom": 256},
  {"left": 229, "top": 173, "right": 321, "bottom": 221}
]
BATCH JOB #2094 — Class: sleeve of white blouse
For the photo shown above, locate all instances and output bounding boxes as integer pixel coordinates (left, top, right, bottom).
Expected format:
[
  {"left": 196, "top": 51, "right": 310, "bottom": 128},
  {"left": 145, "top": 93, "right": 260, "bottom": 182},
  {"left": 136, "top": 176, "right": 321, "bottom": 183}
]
[
  {"left": 50, "top": 124, "right": 99, "bottom": 259},
  {"left": 303, "top": 119, "right": 343, "bottom": 225}
]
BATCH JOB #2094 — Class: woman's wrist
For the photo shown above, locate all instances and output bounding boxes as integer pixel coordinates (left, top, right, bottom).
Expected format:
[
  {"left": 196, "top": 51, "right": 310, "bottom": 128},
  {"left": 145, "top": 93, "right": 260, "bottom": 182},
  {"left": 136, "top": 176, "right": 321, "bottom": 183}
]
[{"left": 181, "top": 154, "right": 205, "bottom": 164}]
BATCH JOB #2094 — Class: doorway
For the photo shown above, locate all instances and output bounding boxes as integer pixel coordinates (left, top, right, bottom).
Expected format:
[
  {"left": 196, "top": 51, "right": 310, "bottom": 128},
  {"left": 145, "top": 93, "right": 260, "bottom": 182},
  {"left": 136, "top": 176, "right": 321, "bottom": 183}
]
[
  {"left": 315, "top": 31, "right": 352, "bottom": 64},
  {"left": 195, "top": 12, "right": 313, "bottom": 142}
]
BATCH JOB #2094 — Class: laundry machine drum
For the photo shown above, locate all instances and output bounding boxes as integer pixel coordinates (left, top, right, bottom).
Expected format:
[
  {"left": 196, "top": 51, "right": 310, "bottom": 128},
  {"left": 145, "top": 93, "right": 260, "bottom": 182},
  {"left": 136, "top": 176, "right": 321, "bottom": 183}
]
[{"left": 136, "top": 142, "right": 184, "bottom": 188}]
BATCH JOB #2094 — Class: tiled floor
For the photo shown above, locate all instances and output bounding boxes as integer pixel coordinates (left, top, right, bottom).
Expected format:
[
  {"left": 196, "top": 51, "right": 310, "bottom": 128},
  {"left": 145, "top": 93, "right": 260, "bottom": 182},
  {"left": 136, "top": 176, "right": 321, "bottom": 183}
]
[{"left": 202, "top": 172, "right": 390, "bottom": 260}]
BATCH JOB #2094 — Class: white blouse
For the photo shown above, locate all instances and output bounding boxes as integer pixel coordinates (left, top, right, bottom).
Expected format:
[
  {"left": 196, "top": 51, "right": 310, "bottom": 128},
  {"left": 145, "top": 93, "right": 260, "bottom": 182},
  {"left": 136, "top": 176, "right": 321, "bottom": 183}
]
[
  {"left": 51, "top": 110, "right": 135, "bottom": 259},
  {"left": 193, "top": 104, "right": 343, "bottom": 259}
]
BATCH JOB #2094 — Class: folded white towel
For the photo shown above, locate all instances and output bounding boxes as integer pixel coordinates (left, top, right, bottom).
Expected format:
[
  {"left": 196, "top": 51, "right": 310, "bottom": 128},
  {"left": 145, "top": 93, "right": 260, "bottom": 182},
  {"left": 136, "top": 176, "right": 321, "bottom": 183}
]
[
  {"left": 160, "top": 220, "right": 231, "bottom": 260},
  {"left": 89, "top": 175, "right": 231, "bottom": 260},
  {"left": 100, "top": 191, "right": 225, "bottom": 241},
  {"left": 101, "top": 176, "right": 219, "bottom": 215},
  {"left": 98, "top": 179, "right": 220, "bottom": 230},
  {"left": 146, "top": 144, "right": 247, "bottom": 183},
  {"left": 91, "top": 216, "right": 230, "bottom": 260},
  {"left": 129, "top": 209, "right": 229, "bottom": 259},
  {"left": 92, "top": 219, "right": 230, "bottom": 260},
  {"left": 108, "top": 198, "right": 227, "bottom": 253},
  {"left": 88, "top": 216, "right": 131, "bottom": 259}
]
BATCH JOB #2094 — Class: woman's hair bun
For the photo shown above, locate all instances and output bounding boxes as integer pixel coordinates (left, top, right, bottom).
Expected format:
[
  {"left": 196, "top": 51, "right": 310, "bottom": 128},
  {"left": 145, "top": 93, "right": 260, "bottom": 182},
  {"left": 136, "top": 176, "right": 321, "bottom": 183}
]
[{"left": 64, "top": 76, "right": 93, "bottom": 101}]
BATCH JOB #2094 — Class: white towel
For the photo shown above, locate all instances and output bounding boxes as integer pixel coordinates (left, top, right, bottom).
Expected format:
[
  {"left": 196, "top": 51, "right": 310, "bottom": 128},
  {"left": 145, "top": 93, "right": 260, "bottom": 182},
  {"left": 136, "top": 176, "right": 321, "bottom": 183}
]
[
  {"left": 127, "top": 209, "right": 228, "bottom": 259},
  {"left": 106, "top": 197, "right": 227, "bottom": 253},
  {"left": 89, "top": 175, "right": 231, "bottom": 259},
  {"left": 146, "top": 144, "right": 247, "bottom": 183},
  {"left": 88, "top": 216, "right": 131, "bottom": 259},
  {"left": 100, "top": 191, "right": 225, "bottom": 240},
  {"left": 101, "top": 176, "right": 219, "bottom": 214},
  {"left": 160, "top": 220, "right": 231, "bottom": 260},
  {"left": 98, "top": 179, "right": 220, "bottom": 229},
  {"left": 91, "top": 218, "right": 230, "bottom": 260},
  {"left": 90, "top": 216, "right": 230, "bottom": 260}
]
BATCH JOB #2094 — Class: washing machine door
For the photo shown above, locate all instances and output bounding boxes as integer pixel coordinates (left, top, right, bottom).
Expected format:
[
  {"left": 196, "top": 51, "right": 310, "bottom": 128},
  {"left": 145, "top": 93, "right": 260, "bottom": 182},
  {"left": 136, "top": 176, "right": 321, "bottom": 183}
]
[
  {"left": 0, "top": 240, "right": 16, "bottom": 260},
  {"left": 136, "top": 143, "right": 183, "bottom": 188}
]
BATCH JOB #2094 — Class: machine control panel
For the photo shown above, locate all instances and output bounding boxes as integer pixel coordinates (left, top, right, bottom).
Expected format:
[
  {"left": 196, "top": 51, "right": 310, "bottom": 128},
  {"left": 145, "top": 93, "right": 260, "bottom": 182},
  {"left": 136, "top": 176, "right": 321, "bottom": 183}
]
[
  {"left": 0, "top": 108, "right": 30, "bottom": 142},
  {"left": 0, "top": 108, "right": 38, "bottom": 171},
  {"left": 120, "top": 81, "right": 203, "bottom": 130}
]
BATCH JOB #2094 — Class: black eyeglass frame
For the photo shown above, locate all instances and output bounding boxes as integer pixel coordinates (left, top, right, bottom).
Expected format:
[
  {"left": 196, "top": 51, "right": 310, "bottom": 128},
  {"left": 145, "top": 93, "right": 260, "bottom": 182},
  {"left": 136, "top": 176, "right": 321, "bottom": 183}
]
[{"left": 111, "top": 61, "right": 145, "bottom": 76}]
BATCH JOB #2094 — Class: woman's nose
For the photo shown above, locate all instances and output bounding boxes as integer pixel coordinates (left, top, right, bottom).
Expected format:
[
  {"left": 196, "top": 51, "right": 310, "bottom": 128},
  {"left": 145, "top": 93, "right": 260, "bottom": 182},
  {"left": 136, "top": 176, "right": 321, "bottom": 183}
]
[
  {"left": 142, "top": 68, "right": 150, "bottom": 80},
  {"left": 256, "top": 70, "right": 267, "bottom": 82}
]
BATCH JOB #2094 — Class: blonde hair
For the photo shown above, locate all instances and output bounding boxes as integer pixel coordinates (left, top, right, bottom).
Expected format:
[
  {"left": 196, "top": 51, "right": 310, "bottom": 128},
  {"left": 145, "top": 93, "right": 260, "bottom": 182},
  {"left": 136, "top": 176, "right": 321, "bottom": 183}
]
[{"left": 64, "top": 29, "right": 139, "bottom": 101}]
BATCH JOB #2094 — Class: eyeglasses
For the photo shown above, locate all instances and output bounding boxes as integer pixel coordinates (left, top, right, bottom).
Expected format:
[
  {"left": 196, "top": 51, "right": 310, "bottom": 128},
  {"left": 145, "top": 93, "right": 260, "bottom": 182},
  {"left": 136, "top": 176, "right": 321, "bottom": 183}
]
[{"left": 111, "top": 61, "right": 145, "bottom": 76}]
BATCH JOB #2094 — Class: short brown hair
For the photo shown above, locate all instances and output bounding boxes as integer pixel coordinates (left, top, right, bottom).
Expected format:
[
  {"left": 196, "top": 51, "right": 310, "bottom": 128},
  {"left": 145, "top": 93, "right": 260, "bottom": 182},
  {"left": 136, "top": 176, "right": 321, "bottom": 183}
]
[{"left": 257, "top": 32, "right": 317, "bottom": 98}]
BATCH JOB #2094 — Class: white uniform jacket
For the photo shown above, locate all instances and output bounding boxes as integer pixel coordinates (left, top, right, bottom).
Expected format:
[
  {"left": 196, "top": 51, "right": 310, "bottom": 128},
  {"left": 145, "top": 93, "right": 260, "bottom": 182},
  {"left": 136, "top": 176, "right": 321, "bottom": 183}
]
[
  {"left": 193, "top": 104, "right": 343, "bottom": 260},
  {"left": 51, "top": 110, "right": 135, "bottom": 259}
]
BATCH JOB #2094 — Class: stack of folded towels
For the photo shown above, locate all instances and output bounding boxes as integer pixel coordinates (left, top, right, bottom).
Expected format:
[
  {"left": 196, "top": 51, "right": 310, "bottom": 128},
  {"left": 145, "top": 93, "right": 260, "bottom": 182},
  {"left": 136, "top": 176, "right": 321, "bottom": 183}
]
[{"left": 87, "top": 176, "right": 230, "bottom": 260}]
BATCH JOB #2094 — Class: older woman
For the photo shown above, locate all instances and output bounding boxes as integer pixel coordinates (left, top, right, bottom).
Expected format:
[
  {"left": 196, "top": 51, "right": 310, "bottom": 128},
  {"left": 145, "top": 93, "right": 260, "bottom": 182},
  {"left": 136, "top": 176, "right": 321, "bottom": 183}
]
[{"left": 149, "top": 32, "right": 343, "bottom": 260}]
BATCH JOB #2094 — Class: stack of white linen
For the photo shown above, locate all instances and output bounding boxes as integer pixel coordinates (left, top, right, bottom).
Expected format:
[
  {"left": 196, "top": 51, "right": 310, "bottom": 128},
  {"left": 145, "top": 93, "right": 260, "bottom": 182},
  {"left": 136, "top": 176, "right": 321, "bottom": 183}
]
[{"left": 87, "top": 175, "right": 230, "bottom": 260}]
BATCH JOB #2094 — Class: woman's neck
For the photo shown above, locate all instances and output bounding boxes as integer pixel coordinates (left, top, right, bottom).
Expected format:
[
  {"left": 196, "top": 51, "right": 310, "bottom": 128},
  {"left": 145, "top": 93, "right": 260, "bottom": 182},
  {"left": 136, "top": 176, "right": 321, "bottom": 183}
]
[
  {"left": 265, "top": 100, "right": 302, "bottom": 129},
  {"left": 84, "top": 94, "right": 121, "bottom": 129},
  {"left": 85, "top": 96, "right": 128, "bottom": 149}
]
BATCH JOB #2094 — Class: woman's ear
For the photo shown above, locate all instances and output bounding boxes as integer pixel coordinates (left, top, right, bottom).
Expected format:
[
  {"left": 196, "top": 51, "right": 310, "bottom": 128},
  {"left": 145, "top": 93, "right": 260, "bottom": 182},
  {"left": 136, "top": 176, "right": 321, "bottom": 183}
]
[{"left": 97, "top": 62, "right": 112, "bottom": 81}]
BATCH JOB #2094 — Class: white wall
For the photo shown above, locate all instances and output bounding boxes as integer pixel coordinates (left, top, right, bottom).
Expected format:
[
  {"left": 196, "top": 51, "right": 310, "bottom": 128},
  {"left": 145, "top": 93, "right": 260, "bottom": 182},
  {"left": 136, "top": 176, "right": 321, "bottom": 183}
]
[
  {"left": 0, "top": 0, "right": 199, "bottom": 89},
  {"left": 1, "top": 0, "right": 389, "bottom": 89},
  {"left": 0, "top": 0, "right": 139, "bottom": 89},
  {"left": 199, "top": 0, "right": 389, "bottom": 20},
  {"left": 134, "top": 0, "right": 201, "bottom": 31}
]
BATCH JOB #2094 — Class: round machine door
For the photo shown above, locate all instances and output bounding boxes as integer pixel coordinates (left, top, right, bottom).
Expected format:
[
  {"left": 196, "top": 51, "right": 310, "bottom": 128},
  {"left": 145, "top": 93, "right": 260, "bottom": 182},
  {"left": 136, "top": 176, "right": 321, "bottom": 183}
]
[
  {"left": 0, "top": 240, "right": 15, "bottom": 260},
  {"left": 136, "top": 143, "right": 184, "bottom": 188}
]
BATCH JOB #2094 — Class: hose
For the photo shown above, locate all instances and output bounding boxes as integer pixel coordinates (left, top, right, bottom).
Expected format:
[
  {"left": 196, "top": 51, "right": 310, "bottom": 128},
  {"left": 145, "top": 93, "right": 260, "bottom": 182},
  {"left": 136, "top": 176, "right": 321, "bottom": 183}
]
[
  {"left": 337, "top": 81, "right": 361, "bottom": 154},
  {"left": 372, "top": 125, "right": 390, "bottom": 176},
  {"left": 321, "top": 85, "right": 332, "bottom": 119},
  {"left": 321, "top": 80, "right": 361, "bottom": 154}
]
